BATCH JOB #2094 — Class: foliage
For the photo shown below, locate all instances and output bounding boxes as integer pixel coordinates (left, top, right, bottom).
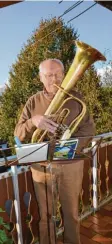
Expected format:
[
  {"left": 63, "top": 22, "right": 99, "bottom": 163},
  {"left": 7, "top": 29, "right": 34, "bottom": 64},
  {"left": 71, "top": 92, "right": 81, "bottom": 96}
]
[
  {"left": 75, "top": 65, "right": 111, "bottom": 134},
  {"left": 96, "top": 58, "right": 112, "bottom": 133},
  {"left": 100, "top": 60, "right": 112, "bottom": 87},
  {"left": 96, "top": 86, "right": 112, "bottom": 134},
  {"left": 76, "top": 65, "right": 102, "bottom": 114},
  {"left": 0, "top": 208, "right": 13, "bottom": 244}
]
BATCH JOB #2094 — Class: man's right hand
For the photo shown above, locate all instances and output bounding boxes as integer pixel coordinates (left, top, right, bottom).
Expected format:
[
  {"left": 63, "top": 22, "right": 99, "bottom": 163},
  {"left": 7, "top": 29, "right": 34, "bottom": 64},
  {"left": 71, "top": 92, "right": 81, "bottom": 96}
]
[{"left": 31, "top": 115, "right": 58, "bottom": 134}]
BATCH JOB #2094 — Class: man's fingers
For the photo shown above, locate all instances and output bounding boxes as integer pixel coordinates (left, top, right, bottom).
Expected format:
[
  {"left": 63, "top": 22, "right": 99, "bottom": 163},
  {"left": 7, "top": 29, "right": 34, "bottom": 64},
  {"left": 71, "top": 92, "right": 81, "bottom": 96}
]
[
  {"left": 32, "top": 115, "right": 58, "bottom": 133},
  {"left": 39, "top": 121, "right": 57, "bottom": 133},
  {"left": 44, "top": 117, "right": 58, "bottom": 127},
  {"left": 44, "top": 121, "right": 57, "bottom": 133}
]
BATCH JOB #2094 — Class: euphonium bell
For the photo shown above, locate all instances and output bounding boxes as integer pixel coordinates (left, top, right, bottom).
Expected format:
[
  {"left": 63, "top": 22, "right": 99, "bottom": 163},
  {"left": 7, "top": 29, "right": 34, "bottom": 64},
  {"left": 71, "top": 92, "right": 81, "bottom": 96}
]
[{"left": 31, "top": 40, "right": 106, "bottom": 143}]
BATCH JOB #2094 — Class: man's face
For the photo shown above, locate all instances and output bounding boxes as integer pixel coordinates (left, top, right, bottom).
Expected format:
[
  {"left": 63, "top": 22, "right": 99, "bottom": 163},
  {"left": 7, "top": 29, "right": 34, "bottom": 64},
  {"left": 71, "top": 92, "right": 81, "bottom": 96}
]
[{"left": 39, "top": 61, "right": 64, "bottom": 94}]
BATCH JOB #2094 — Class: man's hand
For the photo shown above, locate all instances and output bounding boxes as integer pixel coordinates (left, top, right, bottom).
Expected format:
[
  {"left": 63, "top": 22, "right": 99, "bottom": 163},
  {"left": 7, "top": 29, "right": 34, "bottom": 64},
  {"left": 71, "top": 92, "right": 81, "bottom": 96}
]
[{"left": 31, "top": 115, "right": 58, "bottom": 134}]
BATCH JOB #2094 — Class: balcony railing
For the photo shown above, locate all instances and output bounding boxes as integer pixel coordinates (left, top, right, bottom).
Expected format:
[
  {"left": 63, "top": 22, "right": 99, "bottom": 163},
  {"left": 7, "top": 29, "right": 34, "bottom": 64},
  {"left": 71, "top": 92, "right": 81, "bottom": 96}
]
[{"left": 0, "top": 132, "right": 112, "bottom": 243}]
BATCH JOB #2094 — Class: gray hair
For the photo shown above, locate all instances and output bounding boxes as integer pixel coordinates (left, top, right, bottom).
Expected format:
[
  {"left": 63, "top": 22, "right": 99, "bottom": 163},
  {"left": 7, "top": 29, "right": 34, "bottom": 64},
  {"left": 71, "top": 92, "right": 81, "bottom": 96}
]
[{"left": 39, "top": 58, "right": 64, "bottom": 73}]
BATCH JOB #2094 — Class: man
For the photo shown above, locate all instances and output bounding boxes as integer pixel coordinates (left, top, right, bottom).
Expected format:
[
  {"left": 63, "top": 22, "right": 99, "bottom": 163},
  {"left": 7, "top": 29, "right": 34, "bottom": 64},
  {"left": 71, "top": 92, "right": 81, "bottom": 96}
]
[{"left": 14, "top": 59, "right": 95, "bottom": 244}]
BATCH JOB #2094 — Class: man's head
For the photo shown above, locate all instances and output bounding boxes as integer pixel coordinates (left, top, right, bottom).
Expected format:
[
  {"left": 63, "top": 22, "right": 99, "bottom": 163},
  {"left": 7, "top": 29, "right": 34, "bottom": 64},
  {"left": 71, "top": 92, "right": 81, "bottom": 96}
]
[{"left": 39, "top": 59, "right": 64, "bottom": 95}]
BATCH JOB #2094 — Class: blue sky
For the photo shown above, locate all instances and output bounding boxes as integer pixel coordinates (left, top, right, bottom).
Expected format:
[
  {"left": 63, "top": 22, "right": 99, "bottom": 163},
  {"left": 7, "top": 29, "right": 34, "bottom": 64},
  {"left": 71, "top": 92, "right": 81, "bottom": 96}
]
[{"left": 0, "top": 0, "right": 112, "bottom": 86}]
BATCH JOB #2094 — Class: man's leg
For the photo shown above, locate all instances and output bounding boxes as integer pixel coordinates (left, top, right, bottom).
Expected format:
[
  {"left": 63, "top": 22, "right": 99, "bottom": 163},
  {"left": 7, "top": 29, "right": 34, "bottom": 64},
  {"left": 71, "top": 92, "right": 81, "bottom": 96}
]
[
  {"left": 58, "top": 160, "right": 84, "bottom": 244},
  {"left": 31, "top": 164, "right": 57, "bottom": 244}
]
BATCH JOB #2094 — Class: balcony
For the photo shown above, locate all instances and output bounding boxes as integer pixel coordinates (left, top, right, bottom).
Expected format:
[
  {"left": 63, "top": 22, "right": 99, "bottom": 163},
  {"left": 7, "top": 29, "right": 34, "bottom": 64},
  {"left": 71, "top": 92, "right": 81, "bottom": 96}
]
[
  {"left": 0, "top": 132, "right": 112, "bottom": 243},
  {"left": 80, "top": 202, "right": 112, "bottom": 243}
]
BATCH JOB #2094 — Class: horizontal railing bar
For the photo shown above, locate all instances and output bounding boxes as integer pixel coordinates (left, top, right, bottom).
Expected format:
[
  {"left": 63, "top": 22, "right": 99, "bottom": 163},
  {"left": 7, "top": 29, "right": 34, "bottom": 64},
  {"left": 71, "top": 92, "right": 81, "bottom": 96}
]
[
  {"left": 97, "top": 195, "right": 112, "bottom": 209},
  {"left": 83, "top": 140, "right": 112, "bottom": 153},
  {"left": 80, "top": 208, "right": 94, "bottom": 221},
  {"left": 92, "top": 132, "right": 112, "bottom": 141},
  {"left": 99, "top": 141, "right": 112, "bottom": 148},
  {"left": 0, "top": 155, "right": 17, "bottom": 166},
  {"left": 80, "top": 193, "right": 112, "bottom": 220},
  {"left": 0, "top": 165, "right": 30, "bottom": 178}
]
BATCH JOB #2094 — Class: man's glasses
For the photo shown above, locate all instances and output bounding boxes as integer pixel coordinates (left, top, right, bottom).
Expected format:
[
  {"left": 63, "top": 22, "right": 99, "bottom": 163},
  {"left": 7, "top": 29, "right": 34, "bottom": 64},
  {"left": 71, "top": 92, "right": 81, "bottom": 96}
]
[{"left": 42, "top": 72, "right": 63, "bottom": 80}]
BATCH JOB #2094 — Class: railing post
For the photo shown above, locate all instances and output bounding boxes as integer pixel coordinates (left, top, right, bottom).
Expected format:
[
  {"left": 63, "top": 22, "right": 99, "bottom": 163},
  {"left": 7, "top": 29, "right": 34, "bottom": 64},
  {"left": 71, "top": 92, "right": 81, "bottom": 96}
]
[
  {"left": 11, "top": 166, "right": 23, "bottom": 244},
  {"left": 92, "top": 140, "right": 98, "bottom": 211}
]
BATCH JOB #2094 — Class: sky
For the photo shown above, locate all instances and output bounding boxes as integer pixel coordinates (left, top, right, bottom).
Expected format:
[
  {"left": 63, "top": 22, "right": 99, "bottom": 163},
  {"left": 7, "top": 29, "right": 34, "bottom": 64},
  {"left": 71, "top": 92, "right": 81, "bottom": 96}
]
[{"left": 0, "top": 0, "right": 112, "bottom": 87}]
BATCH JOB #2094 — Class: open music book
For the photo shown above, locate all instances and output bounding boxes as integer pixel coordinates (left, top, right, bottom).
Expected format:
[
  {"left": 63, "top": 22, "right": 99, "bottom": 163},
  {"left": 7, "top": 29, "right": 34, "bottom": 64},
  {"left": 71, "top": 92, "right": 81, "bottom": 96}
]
[
  {"left": 15, "top": 138, "right": 78, "bottom": 164},
  {"left": 53, "top": 139, "right": 78, "bottom": 160}
]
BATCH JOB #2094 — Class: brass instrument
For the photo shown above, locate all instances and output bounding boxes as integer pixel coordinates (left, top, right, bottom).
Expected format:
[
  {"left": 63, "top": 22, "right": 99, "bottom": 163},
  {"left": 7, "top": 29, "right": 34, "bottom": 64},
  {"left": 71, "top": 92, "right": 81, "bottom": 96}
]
[{"left": 31, "top": 41, "right": 106, "bottom": 143}]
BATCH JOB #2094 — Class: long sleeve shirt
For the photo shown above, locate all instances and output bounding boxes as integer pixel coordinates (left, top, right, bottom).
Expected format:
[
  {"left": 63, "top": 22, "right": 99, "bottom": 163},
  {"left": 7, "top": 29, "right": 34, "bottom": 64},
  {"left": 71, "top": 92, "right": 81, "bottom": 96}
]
[{"left": 14, "top": 90, "right": 95, "bottom": 152}]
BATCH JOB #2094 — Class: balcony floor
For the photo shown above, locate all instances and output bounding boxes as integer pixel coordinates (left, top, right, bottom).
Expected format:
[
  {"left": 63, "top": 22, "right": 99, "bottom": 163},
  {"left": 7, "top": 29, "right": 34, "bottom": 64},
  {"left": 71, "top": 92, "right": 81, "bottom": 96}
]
[{"left": 80, "top": 201, "right": 112, "bottom": 244}]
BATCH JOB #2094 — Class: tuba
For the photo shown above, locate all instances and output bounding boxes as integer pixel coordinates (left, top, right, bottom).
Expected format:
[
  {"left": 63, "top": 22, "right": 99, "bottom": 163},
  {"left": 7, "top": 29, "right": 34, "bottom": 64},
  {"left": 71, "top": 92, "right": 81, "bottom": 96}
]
[{"left": 31, "top": 41, "right": 106, "bottom": 143}]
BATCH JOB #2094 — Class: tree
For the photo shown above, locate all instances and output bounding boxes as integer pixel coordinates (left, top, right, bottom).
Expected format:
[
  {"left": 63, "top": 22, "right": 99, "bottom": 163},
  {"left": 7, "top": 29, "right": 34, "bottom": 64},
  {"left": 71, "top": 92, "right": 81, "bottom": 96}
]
[
  {"left": 103, "top": 62, "right": 112, "bottom": 87},
  {"left": 0, "top": 17, "right": 78, "bottom": 146},
  {"left": 96, "top": 58, "right": 112, "bottom": 133},
  {"left": 96, "top": 86, "right": 112, "bottom": 134},
  {"left": 98, "top": 52, "right": 112, "bottom": 87},
  {"left": 75, "top": 65, "right": 105, "bottom": 134}
]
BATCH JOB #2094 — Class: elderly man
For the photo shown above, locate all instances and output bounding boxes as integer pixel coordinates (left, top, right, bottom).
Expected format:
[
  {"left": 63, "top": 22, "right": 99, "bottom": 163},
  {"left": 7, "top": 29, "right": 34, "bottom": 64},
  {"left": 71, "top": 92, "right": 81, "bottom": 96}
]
[{"left": 14, "top": 58, "right": 95, "bottom": 244}]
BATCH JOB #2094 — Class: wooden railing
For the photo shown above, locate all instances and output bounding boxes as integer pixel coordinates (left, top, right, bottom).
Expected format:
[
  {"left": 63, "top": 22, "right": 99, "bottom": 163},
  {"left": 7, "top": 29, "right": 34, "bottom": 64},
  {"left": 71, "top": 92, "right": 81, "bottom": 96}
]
[
  {"left": 80, "top": 133, "right": 112, "bottom": 219},
  {"left": 0, "top": 132, "right": 112, "bottom": 243}
]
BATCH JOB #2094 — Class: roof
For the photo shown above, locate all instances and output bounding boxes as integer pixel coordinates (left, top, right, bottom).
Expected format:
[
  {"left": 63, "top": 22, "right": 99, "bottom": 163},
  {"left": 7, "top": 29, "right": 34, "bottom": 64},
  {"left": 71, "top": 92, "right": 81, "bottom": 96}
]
[
  {"left": 0, "top": 1, "right": 112, "bottom": 12},
  {"left": 0, "top": 1, "right": 23, "bottom": 8},
  {"left": 95, "top": 1, "right": 112, "bottom": 11}
]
